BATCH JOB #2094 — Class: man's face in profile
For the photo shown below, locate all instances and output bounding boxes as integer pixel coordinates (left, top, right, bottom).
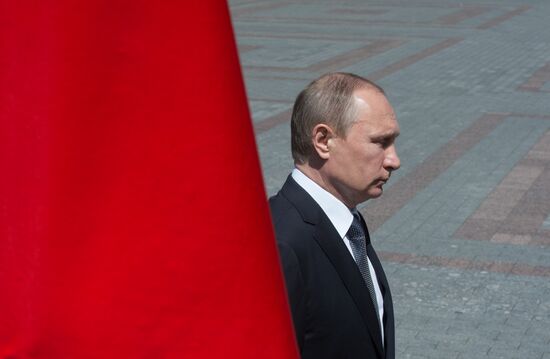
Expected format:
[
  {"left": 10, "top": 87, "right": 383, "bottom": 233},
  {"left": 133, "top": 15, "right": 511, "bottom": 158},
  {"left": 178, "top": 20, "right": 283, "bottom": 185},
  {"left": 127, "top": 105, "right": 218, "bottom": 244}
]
[{"left": 325, "top": 89, "right": 401, "bottom": 207}]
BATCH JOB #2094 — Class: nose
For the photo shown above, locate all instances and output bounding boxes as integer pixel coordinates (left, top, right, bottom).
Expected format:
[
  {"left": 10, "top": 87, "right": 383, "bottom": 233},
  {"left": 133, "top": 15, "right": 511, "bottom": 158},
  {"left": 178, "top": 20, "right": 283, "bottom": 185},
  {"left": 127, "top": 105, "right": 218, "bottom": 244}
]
[{"left": 384, "top": 144, "right": 400, "bottom": 171}]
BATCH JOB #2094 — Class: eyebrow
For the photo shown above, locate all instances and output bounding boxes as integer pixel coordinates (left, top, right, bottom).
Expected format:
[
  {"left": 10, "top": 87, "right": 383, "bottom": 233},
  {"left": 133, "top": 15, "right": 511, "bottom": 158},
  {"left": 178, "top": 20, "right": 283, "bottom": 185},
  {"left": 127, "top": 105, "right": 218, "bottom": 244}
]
[{"left": 372, "top": 131, "right": 399, "bottom": 142}]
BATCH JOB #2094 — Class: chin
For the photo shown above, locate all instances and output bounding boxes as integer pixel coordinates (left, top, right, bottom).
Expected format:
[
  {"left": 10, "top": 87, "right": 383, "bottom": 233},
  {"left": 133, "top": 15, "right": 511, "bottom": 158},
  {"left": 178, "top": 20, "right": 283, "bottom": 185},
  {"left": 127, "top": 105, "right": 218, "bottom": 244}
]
[
  {"left": 367, "top": 188, "right": 384, "bottom": 199},
  {"left": 355, "top": 187, "right": 383, "bottom": 205}
]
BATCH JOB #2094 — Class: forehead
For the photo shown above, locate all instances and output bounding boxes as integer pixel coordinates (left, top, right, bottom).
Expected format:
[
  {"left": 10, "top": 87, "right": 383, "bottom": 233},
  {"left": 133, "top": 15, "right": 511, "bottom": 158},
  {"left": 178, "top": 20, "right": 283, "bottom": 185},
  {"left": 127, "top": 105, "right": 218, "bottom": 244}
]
[{"left": 352, "top": 89, "right": 400, "bottom": 135}]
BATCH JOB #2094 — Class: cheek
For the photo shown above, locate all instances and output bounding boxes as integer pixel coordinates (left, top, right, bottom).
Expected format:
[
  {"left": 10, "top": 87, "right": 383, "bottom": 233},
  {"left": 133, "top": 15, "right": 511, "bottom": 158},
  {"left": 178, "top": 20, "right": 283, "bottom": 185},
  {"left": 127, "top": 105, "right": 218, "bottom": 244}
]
[
  {"left": 358, "top": 156, "right": 385, "bottom": 185},
  {"left": 361, "top": 149, "right": 385, "bottom": 170}
]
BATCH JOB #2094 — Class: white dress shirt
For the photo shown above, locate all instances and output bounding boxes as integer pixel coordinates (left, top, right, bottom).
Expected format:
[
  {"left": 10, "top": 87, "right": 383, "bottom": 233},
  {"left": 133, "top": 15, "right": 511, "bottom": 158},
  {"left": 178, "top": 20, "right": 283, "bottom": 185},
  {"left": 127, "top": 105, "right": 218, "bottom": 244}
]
[{"left": 291, "top": 168, "right": 385, "bottom": 344}]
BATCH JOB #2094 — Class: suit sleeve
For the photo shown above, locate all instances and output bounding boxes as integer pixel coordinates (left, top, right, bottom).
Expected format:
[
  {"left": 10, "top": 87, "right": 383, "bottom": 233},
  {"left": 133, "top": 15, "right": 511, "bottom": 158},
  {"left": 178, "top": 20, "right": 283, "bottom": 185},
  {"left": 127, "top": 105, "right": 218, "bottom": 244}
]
[{"left": 277, "top": 240, "right": 307, "bottom": 353}]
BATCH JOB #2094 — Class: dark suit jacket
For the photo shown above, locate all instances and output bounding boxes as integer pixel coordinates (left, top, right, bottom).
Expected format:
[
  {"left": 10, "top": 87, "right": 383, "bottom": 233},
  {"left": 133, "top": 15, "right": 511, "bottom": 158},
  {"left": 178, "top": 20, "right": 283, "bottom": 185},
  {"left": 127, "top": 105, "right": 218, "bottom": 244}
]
[{"left": 269, "top": 176, "right": 395, "bottom": 359}]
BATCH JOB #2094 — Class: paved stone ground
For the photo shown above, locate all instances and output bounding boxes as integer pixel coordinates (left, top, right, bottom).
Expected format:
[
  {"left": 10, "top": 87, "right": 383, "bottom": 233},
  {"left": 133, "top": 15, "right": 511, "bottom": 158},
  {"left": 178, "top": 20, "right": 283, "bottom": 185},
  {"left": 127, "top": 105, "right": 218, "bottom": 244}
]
[{"left": 229, "top": 1, "right": 550, "bottom": 358}]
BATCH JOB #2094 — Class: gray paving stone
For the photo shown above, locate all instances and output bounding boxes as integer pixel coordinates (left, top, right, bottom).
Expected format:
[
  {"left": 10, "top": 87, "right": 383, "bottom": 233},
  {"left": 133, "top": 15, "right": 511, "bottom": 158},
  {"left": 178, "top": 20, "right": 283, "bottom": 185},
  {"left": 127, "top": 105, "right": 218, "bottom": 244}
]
[
  {"left": 542, "top": 213, "right": 550, "bottom": 230},
  {"left": 386, "top": 262, "right": 549, "bottom": 357},
  {"left": 248, "top": 100, "right": 290, "bottom": 123}
]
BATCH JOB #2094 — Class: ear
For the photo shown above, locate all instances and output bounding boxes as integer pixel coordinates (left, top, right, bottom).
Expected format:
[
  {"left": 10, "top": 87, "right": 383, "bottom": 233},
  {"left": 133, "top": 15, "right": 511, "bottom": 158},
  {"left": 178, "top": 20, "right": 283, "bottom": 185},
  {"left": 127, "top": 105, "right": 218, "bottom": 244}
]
[{"left": 311, "top": 123, "right": 335, "bottom": 160}]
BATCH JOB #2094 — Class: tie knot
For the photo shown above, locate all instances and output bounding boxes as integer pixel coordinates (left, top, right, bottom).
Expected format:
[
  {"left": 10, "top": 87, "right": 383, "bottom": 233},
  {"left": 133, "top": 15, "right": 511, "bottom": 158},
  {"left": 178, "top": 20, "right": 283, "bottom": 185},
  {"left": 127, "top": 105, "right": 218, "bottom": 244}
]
[
  {"left": 347, "top": 214, "right": 366, "bottom": 242},
  {"left": 348, "top": 212, "right": 371, "bottom": 246}
]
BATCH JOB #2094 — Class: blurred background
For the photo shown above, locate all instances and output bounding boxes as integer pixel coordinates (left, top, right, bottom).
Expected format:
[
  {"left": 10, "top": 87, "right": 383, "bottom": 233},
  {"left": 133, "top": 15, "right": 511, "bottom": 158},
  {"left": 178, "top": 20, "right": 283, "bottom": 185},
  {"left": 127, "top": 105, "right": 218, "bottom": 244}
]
[{"left": 229, "top": 0, "right": 550, "bottom": 358}]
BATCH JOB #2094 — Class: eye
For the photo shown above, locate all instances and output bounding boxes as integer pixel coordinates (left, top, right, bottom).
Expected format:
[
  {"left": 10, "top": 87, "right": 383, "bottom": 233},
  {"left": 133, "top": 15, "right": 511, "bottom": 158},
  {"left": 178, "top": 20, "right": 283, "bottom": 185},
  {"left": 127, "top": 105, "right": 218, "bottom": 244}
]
[
  {"left": 372, "top": 133, "right": 397, "bottom": 148},
  {"left": 376, "top": 138, "right": 391, "bottom": 148}
]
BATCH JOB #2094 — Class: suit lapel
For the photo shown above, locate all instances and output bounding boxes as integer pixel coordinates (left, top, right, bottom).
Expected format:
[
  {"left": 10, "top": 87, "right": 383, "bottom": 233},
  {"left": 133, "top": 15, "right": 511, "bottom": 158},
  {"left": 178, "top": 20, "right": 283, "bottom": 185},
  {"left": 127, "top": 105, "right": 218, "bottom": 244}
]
[
  {"left": 361, "top": 215, "right": 395, "bottom": 359},
  {"left": 281, "top": 177, "right": 384, "bottom": 357},
  {"left": 313, "top": 218, "right": 384, "bottom": 357}
]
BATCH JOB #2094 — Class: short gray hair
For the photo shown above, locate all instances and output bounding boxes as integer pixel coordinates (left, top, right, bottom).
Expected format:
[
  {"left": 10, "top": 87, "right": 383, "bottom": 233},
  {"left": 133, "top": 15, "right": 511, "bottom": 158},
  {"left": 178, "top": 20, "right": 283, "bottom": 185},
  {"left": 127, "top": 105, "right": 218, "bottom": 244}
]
[{"left": 290, "top": 72, "right": 385, "bottom": 164}]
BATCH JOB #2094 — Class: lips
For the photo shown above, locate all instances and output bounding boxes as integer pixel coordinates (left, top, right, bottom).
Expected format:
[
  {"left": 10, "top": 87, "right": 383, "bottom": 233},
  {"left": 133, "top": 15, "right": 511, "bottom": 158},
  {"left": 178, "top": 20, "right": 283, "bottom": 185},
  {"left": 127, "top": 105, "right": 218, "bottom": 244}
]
[{"left": 373, "top": 175, "right": 389, "bottom": 188}]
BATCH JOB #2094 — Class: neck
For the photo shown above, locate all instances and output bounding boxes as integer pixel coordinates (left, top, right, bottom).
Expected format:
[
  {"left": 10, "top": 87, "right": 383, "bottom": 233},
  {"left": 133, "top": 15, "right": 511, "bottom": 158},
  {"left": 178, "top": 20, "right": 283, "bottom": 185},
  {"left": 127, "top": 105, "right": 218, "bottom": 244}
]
[{"left": 295, "top": 163, "right": 355, "bottom": 209}]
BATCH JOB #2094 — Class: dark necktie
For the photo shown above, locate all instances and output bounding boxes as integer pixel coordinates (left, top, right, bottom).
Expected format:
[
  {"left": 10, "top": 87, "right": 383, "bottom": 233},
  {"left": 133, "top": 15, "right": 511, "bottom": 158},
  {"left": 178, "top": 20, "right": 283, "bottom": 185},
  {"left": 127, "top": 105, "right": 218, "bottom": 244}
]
[{"left": 347, "top": 212, "right": 380, "bottom": 323}]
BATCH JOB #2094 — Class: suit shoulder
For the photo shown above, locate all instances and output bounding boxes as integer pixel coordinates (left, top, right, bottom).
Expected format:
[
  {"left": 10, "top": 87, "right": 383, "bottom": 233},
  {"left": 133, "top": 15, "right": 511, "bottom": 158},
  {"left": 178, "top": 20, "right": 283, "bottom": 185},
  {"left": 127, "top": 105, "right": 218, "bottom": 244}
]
[
  {"left": 269, "top": 191, "right": 295, "bottom": 223},
  {"left": 269, "top": 191, "right": 315, "bottom": 250}
]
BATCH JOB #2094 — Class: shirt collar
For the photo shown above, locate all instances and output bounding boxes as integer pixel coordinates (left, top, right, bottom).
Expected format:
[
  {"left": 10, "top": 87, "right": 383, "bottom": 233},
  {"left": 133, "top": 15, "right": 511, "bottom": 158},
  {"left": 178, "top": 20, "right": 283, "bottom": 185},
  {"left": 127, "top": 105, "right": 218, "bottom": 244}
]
[{"left": 291, "top": 168, "right": 354, "bottom": 239}]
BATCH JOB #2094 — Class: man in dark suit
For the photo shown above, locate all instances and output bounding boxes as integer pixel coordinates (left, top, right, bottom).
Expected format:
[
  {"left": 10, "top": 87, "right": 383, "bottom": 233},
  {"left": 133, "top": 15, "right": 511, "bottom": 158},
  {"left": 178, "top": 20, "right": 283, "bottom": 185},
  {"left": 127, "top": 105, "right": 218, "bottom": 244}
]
[{"left": 270, "top": 73, "right": 401, "bottom": 359}]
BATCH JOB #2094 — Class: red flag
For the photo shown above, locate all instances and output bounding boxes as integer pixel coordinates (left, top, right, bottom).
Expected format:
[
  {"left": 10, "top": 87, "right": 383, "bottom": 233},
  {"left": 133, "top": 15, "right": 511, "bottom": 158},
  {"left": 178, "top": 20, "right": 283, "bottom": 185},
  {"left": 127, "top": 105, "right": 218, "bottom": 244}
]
[{"left": 0, "top": 1, "right": 298, "bottom": 358}]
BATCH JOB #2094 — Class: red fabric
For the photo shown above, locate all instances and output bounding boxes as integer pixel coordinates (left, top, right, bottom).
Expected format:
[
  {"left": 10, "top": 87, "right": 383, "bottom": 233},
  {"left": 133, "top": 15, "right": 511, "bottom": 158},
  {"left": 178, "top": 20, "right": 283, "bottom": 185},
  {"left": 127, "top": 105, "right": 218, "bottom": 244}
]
[{"left": 0, "top": 1, "right": 298, "bottom": 358}]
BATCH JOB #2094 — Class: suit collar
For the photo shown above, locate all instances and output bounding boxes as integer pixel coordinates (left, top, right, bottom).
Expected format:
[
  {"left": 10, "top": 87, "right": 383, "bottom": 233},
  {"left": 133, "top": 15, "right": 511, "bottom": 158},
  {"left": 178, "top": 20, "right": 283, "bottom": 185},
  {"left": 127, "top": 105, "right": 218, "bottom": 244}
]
[
  {"left": 280, "top": 175, "right": 320, "bottom": 225},
  {"left": 291, "top": 168, "right": 353, "bottom": 239}
]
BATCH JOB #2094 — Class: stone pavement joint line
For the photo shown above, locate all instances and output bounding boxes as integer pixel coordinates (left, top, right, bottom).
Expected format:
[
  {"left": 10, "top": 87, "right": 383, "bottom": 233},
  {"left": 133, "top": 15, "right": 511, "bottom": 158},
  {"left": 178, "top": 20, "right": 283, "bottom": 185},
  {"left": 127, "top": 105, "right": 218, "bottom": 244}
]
[
  {"left": 254, "top": 108, "right": 292, "bottom": 134},
  {"left": 455, "top": 128, "right": 550, "bottom": 246},
  {"left": 379, "top": 251, "right": 550, "bottom": 277},
  {"left": 245, "top": 39, "right": 405, "bottom": 73},
  {"left": 369, "top": 38, "right": 464, "bottom": 81},
  {"left": 476, "top": 5, "right": 531, "bottom": 30},
  {"left": 230, "top": 1, "right": 293, "bottom": 17},
  {"left": 435, "top": 6, "right": 492, "bottom": 26},
  {"left": 518, "top": 62, "right": 550, "bottom": 93}
]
